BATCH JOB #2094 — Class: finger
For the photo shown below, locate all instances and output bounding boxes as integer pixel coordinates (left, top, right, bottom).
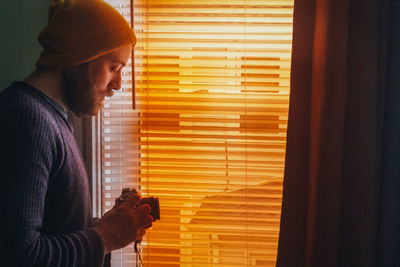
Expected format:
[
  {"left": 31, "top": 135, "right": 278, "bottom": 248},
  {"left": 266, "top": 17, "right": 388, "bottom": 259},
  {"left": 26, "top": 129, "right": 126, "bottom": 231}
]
[
  {"left": 136, "top": 228, "right": 146, "bottom": 240},
  {"left": 136, "top": 203, "right": 151, "bottom": 214},
  {"left": 138, "top": 213, "right": 153, "bottom": 228},
  {"left": 144, "top": 215, "right": 153, "bottom": 228},
  {"left": 123, "top": 193, "right": 142, "bottom": 207},
  {"left": 127, "top": 188, "right": 138, "bottom": 194}
]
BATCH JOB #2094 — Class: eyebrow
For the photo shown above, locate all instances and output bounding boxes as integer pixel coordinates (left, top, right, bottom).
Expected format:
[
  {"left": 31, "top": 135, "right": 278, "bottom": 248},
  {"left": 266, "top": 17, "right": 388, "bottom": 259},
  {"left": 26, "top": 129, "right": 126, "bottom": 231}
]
[{"left": 115, "top": 61, "right": 126, "bottom": 67}]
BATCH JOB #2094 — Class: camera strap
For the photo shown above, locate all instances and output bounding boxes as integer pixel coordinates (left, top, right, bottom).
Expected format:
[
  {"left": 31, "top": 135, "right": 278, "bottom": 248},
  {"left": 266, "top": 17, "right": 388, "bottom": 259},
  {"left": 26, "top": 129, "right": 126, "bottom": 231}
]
[{"left": 134, "top": 240, "right": 144, "bottom": 267}]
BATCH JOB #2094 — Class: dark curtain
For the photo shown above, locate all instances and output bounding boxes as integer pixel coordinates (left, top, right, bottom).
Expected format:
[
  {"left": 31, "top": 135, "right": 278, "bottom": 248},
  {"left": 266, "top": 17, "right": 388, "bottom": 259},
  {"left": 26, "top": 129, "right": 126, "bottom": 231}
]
[{"left": 276, "top": 0, "right": 400, "bottom": 266}]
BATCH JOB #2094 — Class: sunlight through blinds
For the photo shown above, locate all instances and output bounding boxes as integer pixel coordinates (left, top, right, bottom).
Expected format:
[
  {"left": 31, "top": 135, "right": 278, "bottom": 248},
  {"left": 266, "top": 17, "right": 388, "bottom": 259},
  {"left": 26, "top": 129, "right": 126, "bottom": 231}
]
[
  {"left": 101, "top": 0, "right": 294, "bottom": 266},
  {"left": 134, "top": 1, "right": 294, "bottom": 266}
]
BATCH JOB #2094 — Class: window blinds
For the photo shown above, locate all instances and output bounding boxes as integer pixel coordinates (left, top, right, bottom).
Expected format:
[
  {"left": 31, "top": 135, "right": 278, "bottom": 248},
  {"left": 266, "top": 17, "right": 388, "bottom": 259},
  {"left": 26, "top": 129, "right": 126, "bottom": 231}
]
[
  {"left": 101, "top": 0, "right": 293, "bottom": 266},
  {"left": 100, "top": 0, "right": 141, "bottom": 266}
]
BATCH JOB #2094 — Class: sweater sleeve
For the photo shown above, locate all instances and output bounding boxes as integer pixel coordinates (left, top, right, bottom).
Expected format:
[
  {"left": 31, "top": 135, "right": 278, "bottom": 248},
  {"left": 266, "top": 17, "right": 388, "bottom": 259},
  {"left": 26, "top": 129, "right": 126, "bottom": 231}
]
[{"left": 0, "top": 104, "right": 105, "bottom": 266}]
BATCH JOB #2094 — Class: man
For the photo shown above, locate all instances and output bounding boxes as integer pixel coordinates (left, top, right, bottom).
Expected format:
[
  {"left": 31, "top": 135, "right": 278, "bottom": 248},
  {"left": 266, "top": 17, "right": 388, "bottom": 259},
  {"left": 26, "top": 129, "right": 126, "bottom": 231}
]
[{"left": 0, "top": 0, "right": 153, "bottom": 266}]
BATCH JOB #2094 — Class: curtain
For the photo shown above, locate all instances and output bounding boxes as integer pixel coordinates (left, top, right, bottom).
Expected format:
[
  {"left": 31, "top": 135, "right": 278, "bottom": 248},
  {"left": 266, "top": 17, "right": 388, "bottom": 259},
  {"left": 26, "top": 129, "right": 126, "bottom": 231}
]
[{"left": 276, "top": 0, "right": 400, "bottom": 266}]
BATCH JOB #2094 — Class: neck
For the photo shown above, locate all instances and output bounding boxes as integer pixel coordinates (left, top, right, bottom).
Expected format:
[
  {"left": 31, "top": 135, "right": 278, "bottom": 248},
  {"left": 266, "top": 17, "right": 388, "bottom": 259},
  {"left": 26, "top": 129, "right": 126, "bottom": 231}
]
[{"left": 23, "top": 68, "right": 67, "bottom": 111}]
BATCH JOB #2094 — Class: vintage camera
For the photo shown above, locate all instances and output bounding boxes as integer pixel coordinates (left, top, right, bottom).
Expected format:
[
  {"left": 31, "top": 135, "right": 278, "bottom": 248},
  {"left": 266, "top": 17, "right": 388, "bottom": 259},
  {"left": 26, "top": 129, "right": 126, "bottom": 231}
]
[{"left": 117, "top": 188, "right": 160, "bottom": 221}]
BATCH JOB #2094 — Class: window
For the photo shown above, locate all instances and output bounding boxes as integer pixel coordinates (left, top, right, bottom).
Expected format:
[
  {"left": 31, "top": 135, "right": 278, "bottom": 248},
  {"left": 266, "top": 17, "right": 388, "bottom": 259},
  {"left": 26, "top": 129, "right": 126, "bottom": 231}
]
[{"left": 99, "top": 0, "right": 293, "bottom": 266}]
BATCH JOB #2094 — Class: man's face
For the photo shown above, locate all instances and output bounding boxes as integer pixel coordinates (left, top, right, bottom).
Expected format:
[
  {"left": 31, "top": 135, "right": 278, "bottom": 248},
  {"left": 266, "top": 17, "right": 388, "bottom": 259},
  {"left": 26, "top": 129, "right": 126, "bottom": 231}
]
[{"left": 62, "top": 45, "right": 131, "bottom": 116}]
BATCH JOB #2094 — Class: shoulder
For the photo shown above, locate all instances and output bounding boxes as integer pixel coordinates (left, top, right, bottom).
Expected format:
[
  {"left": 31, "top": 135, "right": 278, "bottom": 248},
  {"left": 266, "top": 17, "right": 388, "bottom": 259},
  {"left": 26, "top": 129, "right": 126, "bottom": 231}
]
[
  {"left": 0, "top": 83, "right": 67, "bottom": 180},
  {"left": 0, "top": 82, "right": 63, "bottom": 135},
  {"left": 0, "top": 82, "right": 66, "bottom": 160}
]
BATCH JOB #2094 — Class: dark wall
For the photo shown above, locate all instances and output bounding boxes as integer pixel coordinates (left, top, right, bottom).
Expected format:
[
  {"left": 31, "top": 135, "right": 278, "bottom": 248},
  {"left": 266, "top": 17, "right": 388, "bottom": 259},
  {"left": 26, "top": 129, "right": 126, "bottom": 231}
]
[{"left": 0, "top": 0, "right": 51, "bottom": 90}]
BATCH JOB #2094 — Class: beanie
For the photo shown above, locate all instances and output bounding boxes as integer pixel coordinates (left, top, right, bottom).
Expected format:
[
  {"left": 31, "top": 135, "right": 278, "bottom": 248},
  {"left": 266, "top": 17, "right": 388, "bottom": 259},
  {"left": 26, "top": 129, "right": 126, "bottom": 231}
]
[{"left": 36, "top": 0, "right": 136, "bottom": 69}]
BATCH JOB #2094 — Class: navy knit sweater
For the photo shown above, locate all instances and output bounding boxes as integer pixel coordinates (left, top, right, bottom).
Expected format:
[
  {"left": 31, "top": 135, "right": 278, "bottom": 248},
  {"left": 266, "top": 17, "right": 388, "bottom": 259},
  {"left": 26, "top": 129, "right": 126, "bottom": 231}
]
[{"left": 0, "top": 82, "right": 104, "bottom": 266}]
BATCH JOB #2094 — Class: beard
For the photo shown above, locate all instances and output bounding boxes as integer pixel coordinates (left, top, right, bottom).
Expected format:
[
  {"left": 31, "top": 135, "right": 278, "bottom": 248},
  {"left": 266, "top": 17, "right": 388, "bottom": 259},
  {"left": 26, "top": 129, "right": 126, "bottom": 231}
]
[{"left": 61, "top": 62, "right": 102, "bottom": 116}]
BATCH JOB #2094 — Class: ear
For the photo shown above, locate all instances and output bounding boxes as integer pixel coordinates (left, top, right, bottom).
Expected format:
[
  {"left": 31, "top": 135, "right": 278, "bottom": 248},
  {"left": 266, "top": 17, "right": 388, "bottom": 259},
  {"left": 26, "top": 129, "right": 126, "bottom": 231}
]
[
  {"left": 48, "top": 0, "right": 66, "bottom": 22},
  {"left": 48, "top": 0, "right": 82, "bottom": 22}
]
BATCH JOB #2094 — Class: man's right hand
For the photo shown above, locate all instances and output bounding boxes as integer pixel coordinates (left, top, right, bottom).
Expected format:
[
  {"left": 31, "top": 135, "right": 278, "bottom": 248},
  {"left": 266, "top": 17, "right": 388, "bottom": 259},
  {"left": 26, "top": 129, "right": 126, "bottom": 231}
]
[{"left": 94, "top": 192, "right": 153, "bottom": 254}]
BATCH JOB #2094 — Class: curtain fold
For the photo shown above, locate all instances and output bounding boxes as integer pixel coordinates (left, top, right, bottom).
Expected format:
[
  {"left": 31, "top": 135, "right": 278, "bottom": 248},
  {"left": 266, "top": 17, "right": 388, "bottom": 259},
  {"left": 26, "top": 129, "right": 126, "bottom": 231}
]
[{"left": 277, "top": 0, "right": 400, "bottom": 266}]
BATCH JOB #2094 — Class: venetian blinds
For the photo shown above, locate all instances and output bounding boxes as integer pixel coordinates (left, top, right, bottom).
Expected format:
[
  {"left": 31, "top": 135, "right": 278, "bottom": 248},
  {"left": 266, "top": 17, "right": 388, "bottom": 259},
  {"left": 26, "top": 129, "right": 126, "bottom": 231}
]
[
  {"left": 101, "top": 0, "right": 294, "bottom": 266},
  {"left": 100, "top": 0, "right": 142, "bottom": 266}
]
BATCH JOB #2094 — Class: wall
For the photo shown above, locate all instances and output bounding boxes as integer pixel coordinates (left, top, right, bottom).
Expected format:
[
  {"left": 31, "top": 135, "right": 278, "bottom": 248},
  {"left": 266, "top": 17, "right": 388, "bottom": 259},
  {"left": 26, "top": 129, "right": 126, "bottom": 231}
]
[
  {"left": 0, "top": 0, "right": 91, "bottom": 174},
  {"left": 0, "top": 0, "right": 51, "bottom": 90}
]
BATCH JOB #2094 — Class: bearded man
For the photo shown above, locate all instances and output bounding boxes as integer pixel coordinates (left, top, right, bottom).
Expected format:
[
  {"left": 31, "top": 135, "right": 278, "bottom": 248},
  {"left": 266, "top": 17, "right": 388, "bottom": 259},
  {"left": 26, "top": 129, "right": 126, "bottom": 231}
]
[{"left": 0, "top": 0, "right": 153, "bottom": 266}]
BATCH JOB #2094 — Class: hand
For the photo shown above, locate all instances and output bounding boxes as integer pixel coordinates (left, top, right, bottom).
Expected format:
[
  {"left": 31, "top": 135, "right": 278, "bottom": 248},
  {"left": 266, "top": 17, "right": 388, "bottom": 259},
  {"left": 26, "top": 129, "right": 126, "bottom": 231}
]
[{"left": 94, "top": 192, "right": 153, "bottom": 254}]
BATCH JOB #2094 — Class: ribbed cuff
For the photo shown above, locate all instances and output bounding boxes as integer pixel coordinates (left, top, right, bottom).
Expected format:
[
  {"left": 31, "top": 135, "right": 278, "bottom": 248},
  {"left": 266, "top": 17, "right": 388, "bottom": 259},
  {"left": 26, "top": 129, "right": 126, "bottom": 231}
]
[{"left": 84, "top": 228, "right": 106, "bottom": 267}]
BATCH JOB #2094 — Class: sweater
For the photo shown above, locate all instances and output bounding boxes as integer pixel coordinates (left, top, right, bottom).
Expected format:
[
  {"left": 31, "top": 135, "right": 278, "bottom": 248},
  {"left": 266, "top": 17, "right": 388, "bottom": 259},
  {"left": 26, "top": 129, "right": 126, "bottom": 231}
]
[{"left": 0, "top": 82, "right": 104, "bottom": 267}]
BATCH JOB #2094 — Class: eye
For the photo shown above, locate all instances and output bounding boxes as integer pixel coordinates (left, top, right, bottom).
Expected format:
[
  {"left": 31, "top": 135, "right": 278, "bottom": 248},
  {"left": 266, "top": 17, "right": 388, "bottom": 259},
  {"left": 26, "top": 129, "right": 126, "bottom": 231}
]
[{"left": 110, "top": 65, "right": 120, "bottom": 72}]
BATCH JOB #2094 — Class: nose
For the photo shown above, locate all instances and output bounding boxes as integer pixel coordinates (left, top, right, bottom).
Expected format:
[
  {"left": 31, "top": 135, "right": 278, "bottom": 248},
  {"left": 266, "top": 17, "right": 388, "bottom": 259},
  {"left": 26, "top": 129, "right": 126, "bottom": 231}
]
[{"left": 110, "top": 69, "right": 123, "bottom": 90}]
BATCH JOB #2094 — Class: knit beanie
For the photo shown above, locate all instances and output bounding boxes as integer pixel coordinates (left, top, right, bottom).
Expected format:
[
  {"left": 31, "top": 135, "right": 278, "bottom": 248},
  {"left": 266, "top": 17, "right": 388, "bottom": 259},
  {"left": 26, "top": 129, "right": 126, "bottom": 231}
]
[{"left": 36, "top": 0, "right": 136, "bottom": 69}]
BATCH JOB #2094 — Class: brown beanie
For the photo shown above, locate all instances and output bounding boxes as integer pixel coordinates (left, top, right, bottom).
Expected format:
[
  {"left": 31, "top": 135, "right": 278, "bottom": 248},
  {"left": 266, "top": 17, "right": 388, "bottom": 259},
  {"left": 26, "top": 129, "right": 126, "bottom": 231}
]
[{"left": 36, "top": 0, "right": 136, "bottom": 69}]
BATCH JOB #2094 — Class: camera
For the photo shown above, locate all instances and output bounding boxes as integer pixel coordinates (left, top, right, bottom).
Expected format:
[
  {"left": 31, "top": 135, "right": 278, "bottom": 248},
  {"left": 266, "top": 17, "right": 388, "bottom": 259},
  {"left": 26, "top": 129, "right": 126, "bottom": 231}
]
[{"left": 117, "top": 188, "right": 160, "bottom": 221}]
